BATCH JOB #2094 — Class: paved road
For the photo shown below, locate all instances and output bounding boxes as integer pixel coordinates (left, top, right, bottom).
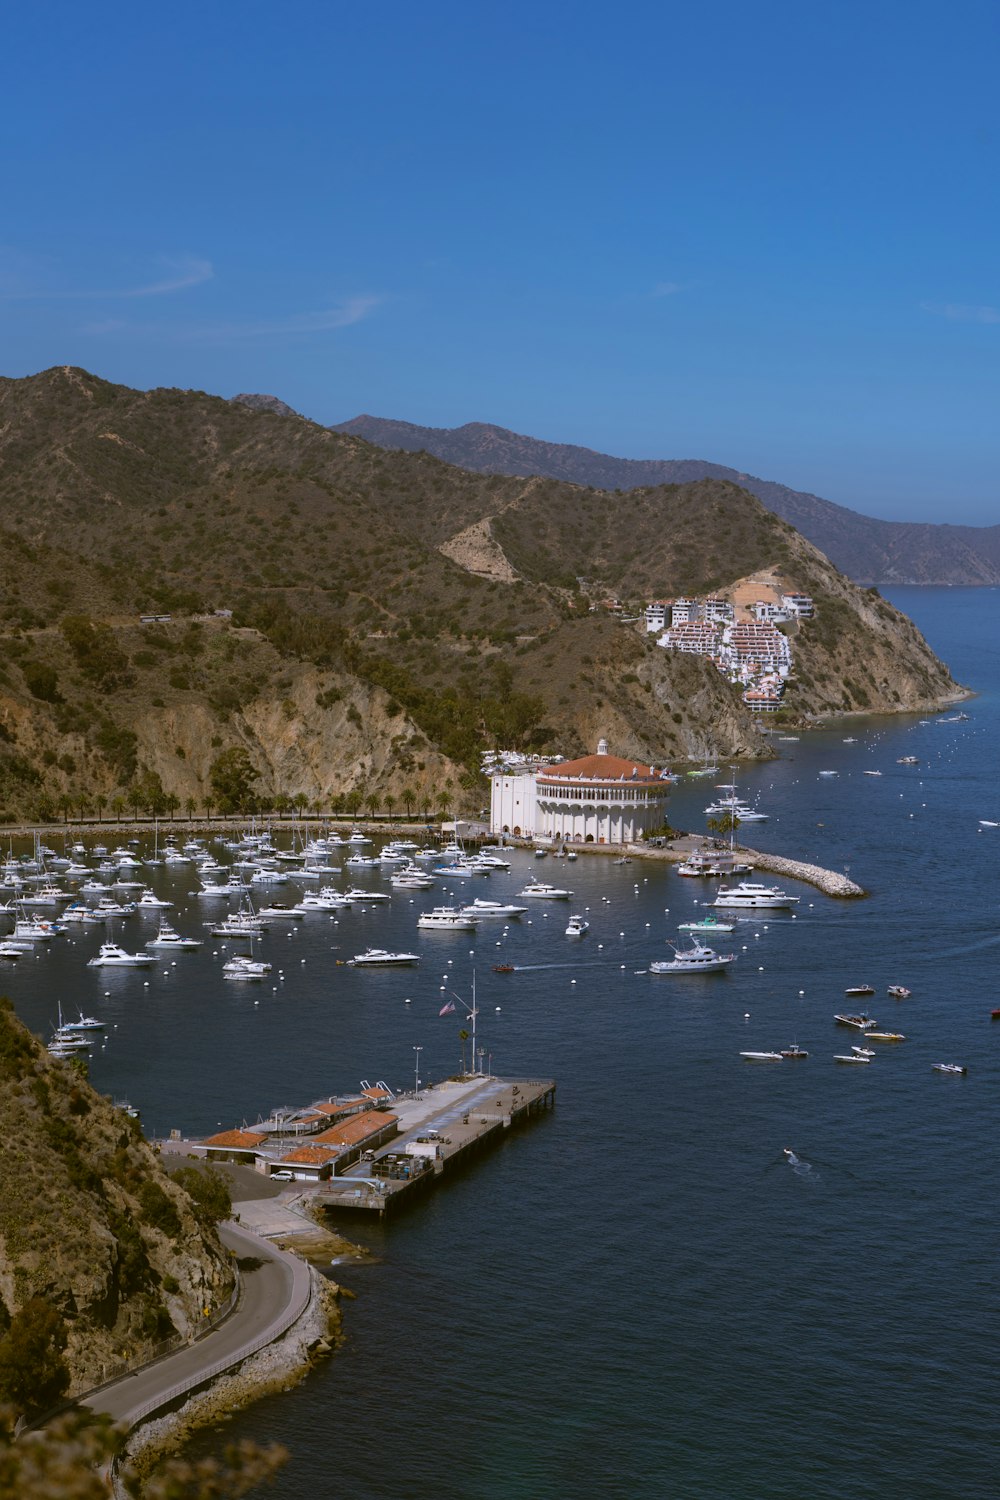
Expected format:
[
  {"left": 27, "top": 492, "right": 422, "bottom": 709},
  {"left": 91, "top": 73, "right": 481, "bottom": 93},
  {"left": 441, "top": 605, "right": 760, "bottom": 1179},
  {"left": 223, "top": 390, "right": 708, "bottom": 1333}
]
[{"left": 83, "top": 1222, "right": 311, "bottom": 1429}]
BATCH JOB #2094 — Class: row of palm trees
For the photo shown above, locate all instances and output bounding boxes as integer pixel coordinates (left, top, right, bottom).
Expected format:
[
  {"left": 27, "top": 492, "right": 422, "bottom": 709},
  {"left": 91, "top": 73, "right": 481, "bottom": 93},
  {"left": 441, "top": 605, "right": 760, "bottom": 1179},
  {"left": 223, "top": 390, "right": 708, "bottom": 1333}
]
[{"left": 45, "top": 785, "right": 457, "bottom": 824}]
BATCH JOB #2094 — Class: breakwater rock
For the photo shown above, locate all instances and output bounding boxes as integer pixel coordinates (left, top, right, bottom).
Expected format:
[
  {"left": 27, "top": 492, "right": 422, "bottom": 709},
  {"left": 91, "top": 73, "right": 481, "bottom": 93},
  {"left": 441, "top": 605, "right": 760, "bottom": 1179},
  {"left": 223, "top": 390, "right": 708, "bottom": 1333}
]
[{"left": 734, "top": 847, "right": 865, "bottom": 898}]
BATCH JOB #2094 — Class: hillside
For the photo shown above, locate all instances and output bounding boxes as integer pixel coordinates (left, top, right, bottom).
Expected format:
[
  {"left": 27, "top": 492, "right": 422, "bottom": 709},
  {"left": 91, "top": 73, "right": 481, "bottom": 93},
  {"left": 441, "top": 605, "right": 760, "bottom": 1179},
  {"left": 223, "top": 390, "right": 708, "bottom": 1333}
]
[
  {"left": 0, "top": 998, "right": 233, "bottom": 1410},
  {"left": 331, "top": 414, "right": 1000, "bottom": 586},
  {"left": 0, "top": 367, "right": 962, "bottom": 821}
]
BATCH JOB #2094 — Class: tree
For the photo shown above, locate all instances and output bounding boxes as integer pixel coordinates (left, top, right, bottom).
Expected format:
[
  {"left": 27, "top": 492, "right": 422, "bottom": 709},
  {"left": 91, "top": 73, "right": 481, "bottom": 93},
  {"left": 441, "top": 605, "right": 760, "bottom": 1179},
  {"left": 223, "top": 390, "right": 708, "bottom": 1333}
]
[
  {"left": 400, "top": 785, "right": 415, "bottom": 818},
  {"left": 0, "top": 1406, "right": 286, "bottom": 1498},
  {"left": 163, "top": 792, "right": 181, "bottom": 821},
  {"left": 110, "top": 795, "right": 125, "bottom": 823},
  {"left": 203, "top": 795, "right": 215, "bottom": 821},
  {"left": 55, "top": 795, "right": 72, "bottom": 825},
  {"left": 209, "top": 748, "right": 259, "bottom": 815},
  {"left": 364, "top": 792, "right": 378, "bottom": 820},
  {"left": 93, "top": 795, "right": 107, "bottom": 824},
  {"left": 292, "top": 792, "right": 309, "bottom": 818},
  {"left": 435, "top": 791, "right": 450, "bottom": 822},
  {"left": 185, "top": 796, "right": 198, "bottom": 821},
  {"left": 170, "top": 1165, "right": 232, "bottom": 1227},
  {"left": 384, "top": 794, "right": 396, "bottom": 823},
  {"left": 0, "top": 1299, "right": 69, "bottom": 1415}
]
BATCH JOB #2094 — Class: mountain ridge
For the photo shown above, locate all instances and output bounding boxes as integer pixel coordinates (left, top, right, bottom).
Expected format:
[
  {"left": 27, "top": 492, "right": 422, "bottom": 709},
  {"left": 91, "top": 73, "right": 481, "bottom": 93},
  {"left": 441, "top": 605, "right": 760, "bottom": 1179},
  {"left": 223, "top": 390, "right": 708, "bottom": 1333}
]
[{"left": 318, "top": 411, "right": 1000, "bottom": 586}]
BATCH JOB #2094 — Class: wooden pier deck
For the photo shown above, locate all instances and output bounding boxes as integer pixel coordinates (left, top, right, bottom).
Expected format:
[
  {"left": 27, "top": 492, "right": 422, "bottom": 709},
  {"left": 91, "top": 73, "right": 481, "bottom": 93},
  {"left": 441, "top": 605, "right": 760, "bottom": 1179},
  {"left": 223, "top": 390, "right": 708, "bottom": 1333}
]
[{"left": 313, "top": 1074, "right": 556, "bottom": 1215}]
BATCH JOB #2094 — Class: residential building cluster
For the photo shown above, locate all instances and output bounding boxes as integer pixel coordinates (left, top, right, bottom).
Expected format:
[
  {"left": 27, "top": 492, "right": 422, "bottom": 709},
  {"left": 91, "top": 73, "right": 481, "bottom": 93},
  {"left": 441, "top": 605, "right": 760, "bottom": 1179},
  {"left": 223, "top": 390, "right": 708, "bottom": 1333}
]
[{"left": 644, "top": 590, "right": 815, "bottom": 712}]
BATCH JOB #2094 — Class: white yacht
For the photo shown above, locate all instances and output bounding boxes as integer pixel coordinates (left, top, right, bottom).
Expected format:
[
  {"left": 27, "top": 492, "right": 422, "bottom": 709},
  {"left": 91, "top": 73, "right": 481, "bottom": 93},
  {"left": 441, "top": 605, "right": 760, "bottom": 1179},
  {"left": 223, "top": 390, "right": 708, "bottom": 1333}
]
[
  {"left": 343, "top": 886, "right": 391, "bottom": 902},
  {"left": 345, "top": 854, "right": 380, "bottom": 868},
  {"left": 565, "top": 914, "right": 589, "bottom": 937},
  {"left": 222, "top": 955, "right": 272, "bottom": 980},
  {"left": 649, "top": 940, "right": 736, "bottom": 974},
  {"left": 206, "top": 911, "right": 268, "bottom": 938},
  {"left": 348, "top": 948, "right": 421, "bottom": 967},
  {"left": 740, "top": 1051, "right": 783, "bottom": 1062},
  {"left": 12, "top": 915, "right": 61, "bottom": 942},
  {"left": 712, "top": 882, "right": 799, "bottom": 910},
  {"left": 136, "top": 889, "right": 174, "bottom": 909},
  {"left": 678, "top": 914, "right": 737, "bottom": 934},
  {"left": 459, "top": 899, "right": 528, "bottom": 918},
  {"left": 519, "top": 881, "right": 572, "bottom": 900},
  {"left": 145, "top": 922, "right": 202, "bottom": 950},
  {"left": 87, "top": 943, "right": 156, "bottom": 968},
  {"left": 392, "top": 871, "right": 436, "bottom": 890},
  {"left": 417, "top": 907, "right": 478, "bottom": 931},
  {"left": 256, "top": 902, "right": 306, "bottom": 920},
  {"left": 299, "top": 890, "right": 351, "bottom": 911}
]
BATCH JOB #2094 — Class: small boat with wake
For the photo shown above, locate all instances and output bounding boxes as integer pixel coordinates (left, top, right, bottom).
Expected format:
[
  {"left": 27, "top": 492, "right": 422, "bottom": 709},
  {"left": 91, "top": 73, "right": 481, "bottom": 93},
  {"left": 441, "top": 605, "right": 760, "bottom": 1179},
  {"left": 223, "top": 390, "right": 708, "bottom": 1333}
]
[
  {"left": 835, "top": 1013, "right": 877, "bottom": 1030},
  {"left": 932, "top": 1063, "right": 967, "bottom": 1075},
  {"left": 887, "top": 985, "right": 911, "bottom": 999}
]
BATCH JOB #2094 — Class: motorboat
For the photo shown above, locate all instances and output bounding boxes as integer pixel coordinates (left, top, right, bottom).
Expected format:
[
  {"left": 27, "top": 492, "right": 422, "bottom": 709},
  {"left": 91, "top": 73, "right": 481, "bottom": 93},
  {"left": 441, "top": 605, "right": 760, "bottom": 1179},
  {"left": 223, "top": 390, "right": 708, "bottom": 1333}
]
[
  {"left": 345, "top": 854, "right": 380, "bottom": 868},
  {"left": 565, "top": 915, "right": 589, "bottom": 938},
  {"left": 612, "top": 856, "right": 632, "bottom": 865},
  {"left": 460, "top": 899, "right": 528, "bottom": 919},
  {"left": 518, "top": 881, "right": 572, "bottom": 900},
  {"left": 299, "top": 890, "right": 351, "bottom": 911},
  {"left": 896, "top": 755, "right": 919, "bottom": 765},
  {"left": 145, "top": 922, "right": 202, "bottom": 950},
  {"left": 343, "top": 887, "right": 391, "bottom": 903},
  {"left": 818, "top": 770, "right": 838, "bottom": 778},
  {"left": 863, "top": 770, "right": 883, "bottom": 777},
  {"left": 678, "top": 914, "right": 736, "bottom": 934},
  {"left": 136, "top": 889, "right": 174, "bottom": 909},
  {"left": 851, "top": 1045, "right": 875, "bottom": 1057},
  {"left": 649, "top": 940, "right": 736, "bottom": 974},
  {"left": 392, "top": 872, "right": 437, "bottom": 890},
  {"left": 206, "top": 912, "right": 268, "bottom": 937},
  {"left": 979, "top": 820, "right": 999, "bottom": 828},
  {"left": 834, "top": 1013, "right": 877, "bottom": 1030},
  {"left": 222, "top": 956, "right": 272, "bottom": 981},
  {"left": 780, "top": 1044, "right": 809, "bottom": 1058},
  {"left": 347, "top": 948, "right": 420, "bottom": 967},
  {"left": 740, "top": 1051, "right": 782, "bottom": 1062},
  {"left": 932, "top": 1063, "right": 967, "bottom": 1075},
  {"left": 0, "top": 942, "right": 23, "bottom": 959},
  {"left": 844, "top": 984, "right": 875, "bottom": 997},
  {"left": 256, "top": 903, "right": 306, "bottom": 920},
  {"left": 835, "top": 1053, "right": 871, "bottom": 1064},
  {"left": 887, "top": 985, "right": 911, "bottom": 999},
  {"left": 712, "top": 882, "right": 798, "bottom": 910},
  {"left": 12, "top": 915, "right": 62, "bottom": 942},
  {"left": 865, "top": 1031, "right": 906, "bottom": 1042},
  {"left": 93, "top": 898, "right": 137, "bottom": 918},
  {"left": 57, "top": 1010, "right": 106, "bottom": 1035},
  {"left": 87, "top": 943, "right": 156, "bottom": 968},
  {"left": 417, "top": 907, "right": 478, "bottom": 931}
]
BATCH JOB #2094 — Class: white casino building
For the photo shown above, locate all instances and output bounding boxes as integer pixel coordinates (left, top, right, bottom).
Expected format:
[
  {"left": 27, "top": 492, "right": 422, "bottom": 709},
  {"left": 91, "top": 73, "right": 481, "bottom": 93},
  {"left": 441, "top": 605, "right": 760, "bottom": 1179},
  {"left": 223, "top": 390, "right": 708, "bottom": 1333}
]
[{"left": 489, "top": 739, "right": 672, "bottom": 844}]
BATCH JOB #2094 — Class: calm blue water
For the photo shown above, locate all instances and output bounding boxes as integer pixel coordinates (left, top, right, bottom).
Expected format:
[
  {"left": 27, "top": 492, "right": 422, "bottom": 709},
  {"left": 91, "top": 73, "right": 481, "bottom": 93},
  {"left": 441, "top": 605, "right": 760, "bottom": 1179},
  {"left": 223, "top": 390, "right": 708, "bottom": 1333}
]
[{"left": 9, "top": 587, "right": 1000, "bottom": 1498}]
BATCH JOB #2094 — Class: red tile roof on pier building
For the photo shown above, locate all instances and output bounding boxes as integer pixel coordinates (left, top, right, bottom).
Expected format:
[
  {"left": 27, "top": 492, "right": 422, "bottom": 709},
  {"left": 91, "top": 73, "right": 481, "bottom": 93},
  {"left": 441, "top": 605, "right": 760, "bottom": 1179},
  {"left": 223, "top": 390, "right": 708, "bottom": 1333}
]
[{"left": 203, "top": 1128, "right": 267, "bottom": 1149}]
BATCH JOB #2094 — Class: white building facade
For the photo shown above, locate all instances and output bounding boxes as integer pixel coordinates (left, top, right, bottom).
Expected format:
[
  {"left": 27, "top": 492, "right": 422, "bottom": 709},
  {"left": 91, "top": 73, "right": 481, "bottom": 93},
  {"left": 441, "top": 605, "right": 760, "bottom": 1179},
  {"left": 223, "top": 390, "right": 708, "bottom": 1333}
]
[{"left": 489, "top": 739, "right": 672, "bottom": 844}]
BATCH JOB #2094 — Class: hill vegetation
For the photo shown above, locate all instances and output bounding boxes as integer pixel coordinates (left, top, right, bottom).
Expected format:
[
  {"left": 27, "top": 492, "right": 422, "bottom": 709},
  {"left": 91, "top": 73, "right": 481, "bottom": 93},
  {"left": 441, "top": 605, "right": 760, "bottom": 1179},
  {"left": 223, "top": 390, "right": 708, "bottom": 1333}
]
[
  {"left": 333, "top": 413, "right": 1000, "bottom": 586},
  {"left": 0, "top": 367, "right": 961, "bottom": 821},
  {"left": 0, "top": 998, "right": 233, "bottom": 1412}
]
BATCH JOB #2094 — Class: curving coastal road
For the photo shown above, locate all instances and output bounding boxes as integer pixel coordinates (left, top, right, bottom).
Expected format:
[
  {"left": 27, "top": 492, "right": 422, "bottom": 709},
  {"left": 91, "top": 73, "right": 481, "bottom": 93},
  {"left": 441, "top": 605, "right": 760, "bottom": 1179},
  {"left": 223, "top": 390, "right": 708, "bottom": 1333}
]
[{"left": 82, "top": 1222, "right": 312, "bottom": 1430}]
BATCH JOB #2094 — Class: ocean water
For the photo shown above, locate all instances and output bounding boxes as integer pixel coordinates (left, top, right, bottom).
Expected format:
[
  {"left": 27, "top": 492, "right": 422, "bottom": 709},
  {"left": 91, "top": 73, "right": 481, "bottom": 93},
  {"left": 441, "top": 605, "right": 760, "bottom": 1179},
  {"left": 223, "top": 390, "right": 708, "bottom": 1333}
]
[{"left": 9, "top": 587, "right": 1000, "bottom": 1498}]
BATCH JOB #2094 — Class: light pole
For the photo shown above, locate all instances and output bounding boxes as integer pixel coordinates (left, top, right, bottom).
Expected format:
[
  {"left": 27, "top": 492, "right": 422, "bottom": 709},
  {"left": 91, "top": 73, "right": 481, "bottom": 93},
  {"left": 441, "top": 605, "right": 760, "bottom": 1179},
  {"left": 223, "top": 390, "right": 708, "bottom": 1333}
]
[{"left": 413, "top": 1044, "right": 422, "bottom": 1099}]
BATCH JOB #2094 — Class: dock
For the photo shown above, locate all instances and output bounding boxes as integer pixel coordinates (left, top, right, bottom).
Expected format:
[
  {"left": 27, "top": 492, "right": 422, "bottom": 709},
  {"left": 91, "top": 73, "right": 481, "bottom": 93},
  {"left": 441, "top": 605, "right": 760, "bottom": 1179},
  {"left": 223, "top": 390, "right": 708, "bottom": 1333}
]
[{"left": 313, "top": 1074, "right": 556, "bottom": 1216}]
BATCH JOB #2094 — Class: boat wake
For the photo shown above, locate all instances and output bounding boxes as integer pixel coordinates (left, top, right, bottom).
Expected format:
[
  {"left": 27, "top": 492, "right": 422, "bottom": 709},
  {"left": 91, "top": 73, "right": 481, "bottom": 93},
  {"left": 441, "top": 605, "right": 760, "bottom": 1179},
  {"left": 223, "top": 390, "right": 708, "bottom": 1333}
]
[{"left": 784, "top": 1148, "right": 819, "bottom": 1181}]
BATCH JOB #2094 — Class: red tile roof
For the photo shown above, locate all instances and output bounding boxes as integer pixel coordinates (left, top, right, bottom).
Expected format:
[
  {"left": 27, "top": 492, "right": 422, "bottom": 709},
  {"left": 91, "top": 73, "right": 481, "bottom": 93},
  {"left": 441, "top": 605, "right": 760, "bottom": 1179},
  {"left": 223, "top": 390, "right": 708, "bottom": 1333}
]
[
  {"left": 280, "top": 1144, "right": 338, "bottom": 1166},
  {"left": 204, "top": 1129, "right": 267, "bottom": 1149},
  {"left": 313, "top": 1111, "right": 398, "bottom": 1147},
  {"left": 538, "top": 753, "right": 665, "bottom": 784}
]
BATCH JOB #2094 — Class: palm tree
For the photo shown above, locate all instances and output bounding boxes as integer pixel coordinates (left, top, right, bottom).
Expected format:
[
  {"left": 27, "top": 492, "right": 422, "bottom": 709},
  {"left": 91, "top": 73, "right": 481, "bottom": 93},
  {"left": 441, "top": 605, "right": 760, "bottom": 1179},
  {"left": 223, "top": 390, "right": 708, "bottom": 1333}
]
[
  {"left": 76, "top": 794, "right": 91, "bottom": 822},
  {"left": 292, "top": 792, "right": 309, "bottom": 819},
  {"left": 185, "top": 796, "right": 197, "bottom": 822},
  {"left": 364, "top": 792, "right": 378, "bottom": 820},
  {"left": 110, "top": 795, "right": 126, "bottom": 824},
  {"left": 93, "top": 794, "right": 107, "bottom": 824},
  {"left": 163, "top": 792, "right": 181, "bottom": 821},
  {"left": 400, "top": 785, "right": 415, "bottom": 819},
  {"left": 56, "top": 794, "right": 72, "bottom": 825},
  {"left": 203, "top": 796, "right": 215, "bottom": 821},
  {"left": 384, "top": 794, "right": 396, "bottom": 824},
  {"left": 435, "top": 791, "right": 450, "bottom": 823}
]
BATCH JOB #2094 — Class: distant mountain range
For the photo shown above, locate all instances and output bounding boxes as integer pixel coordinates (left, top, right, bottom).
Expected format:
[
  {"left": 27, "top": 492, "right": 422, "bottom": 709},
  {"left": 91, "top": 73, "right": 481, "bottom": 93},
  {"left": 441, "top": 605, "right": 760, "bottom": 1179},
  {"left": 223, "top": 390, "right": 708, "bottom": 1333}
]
[{"left": 325, "top": 414, "right": 1000, "bottom": 586}]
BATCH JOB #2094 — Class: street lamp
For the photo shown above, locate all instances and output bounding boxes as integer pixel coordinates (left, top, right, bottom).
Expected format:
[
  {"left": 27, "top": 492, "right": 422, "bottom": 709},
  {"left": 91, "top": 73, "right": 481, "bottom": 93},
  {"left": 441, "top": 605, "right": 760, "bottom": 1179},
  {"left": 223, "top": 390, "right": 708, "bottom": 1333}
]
[{"left": 413, "top": 1044, "right": 422, "bottom": 1099}]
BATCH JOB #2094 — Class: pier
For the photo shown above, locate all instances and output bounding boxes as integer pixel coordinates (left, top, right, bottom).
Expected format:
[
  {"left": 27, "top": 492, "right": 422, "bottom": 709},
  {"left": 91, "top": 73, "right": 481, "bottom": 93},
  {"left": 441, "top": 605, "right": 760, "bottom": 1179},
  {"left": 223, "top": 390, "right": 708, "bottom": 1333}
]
[
  {"left": 539, "top": 834, "right": 867, "bottom": 897},
  {"left": 314, "top": 1074, "right": 556, "bottom": 1216}
]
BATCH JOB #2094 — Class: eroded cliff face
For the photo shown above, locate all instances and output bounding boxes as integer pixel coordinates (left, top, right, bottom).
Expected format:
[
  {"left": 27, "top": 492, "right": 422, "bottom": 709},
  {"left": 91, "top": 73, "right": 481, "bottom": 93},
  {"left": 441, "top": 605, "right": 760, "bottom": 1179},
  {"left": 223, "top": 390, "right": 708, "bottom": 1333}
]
[{"left": 0, "top": 1002, "right": 233, "bottom": 1395}]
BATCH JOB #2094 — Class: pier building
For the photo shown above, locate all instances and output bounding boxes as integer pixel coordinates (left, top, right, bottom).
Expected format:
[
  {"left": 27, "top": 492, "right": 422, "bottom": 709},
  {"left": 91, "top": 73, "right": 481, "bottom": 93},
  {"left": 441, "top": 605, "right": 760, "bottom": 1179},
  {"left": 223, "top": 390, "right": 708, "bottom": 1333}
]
[{"left": 490, "top": 738, "right": 671, "bottom": 843}]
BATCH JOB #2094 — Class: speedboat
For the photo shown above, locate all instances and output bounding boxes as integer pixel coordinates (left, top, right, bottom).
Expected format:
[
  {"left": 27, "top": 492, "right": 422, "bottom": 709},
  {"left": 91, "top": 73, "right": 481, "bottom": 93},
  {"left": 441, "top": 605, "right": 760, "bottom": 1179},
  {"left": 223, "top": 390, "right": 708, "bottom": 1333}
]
[
  {"left": 565, "top": 915, "right": 589, "bottom": 938},
  {"left": 780, "top": 1044, "right": 809, "bottom": 1058},
  {"left": 145, "top": 922, "right": 202, "bottom": 950},
  {"left": 887, "top": 985, "right": 911, "bottom": 999},
  {"left": 347, "top": 948, "right": 420, "bottom": 967},
  {"left": 896, "top": 755, "right": 919, "bottom": 765},
  {"left": 740, "top": 1051, "right": 782, "bottom": 1062},
  {"left": 518, "top": 881, "right": 572, "bottom": 900},
  {"left": 818, "top": 770, "right": 838, "bottom": 778},
  {"left": 844, "top": 984, "right": 875, "bottom": 997},
  {"left": 712, "top": 882, "right": 798, "bottom": 910},
  {"left": 863, "top": 770, "right": 883, "bottom": 777},
  {"left": 87, "top": 943, "right": 156, "bottom": 968},
  {"left": 256, "top": 903, "right": 306, "bottom": 920},
  {"left": 343, "top": 887, "right": 391, "bottom": 903},
  {"left": 865, "top": 1031, "right": 905, "bottom": 1042},
  {"left": 0, "top": 942, "right": 23, "bottom": 959},
  {"left": 851, "top": 1045, "right": 875, "bottom": 1057},
  {"left": 835, "top": 1053, "right": 871, "bottom": 1064},
  {"left": 649, "top": 940, "right": 735, "bottom": 974},
  {"left": 932, "top": 1063, "right": 967, "bottom": 1075},
  {"left": 834, "top": 1013, "right": 877, "bottom": 1030},
  {"left": 417, "top": 907, "right": 478, "bottom": 931}
]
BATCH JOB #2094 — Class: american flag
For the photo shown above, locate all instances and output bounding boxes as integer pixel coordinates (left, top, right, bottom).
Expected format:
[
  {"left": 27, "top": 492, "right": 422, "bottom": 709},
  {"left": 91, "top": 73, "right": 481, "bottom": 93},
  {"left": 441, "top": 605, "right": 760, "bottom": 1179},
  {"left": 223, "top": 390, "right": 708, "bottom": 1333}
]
[{"left": 438, "top": 1000, "right": 456, "bottom": 1016}]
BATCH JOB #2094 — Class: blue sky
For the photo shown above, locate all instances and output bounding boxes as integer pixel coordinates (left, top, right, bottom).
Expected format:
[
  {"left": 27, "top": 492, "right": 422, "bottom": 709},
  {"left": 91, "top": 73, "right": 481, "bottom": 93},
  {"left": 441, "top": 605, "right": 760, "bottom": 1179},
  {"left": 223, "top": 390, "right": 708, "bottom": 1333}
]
[{"left": 2, "top": 1, "right": 998, "bottom": 523}]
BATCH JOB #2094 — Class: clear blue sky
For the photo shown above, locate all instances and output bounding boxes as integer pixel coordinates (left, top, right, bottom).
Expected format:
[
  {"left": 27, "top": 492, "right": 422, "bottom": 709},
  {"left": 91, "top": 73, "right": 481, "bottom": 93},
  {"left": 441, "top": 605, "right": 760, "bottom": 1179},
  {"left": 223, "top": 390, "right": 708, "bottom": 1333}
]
[{"left": 2, "top": 1, "right": 998, "bottom": 523}]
